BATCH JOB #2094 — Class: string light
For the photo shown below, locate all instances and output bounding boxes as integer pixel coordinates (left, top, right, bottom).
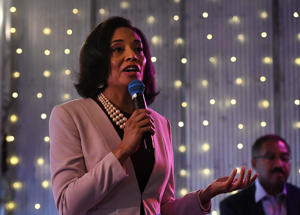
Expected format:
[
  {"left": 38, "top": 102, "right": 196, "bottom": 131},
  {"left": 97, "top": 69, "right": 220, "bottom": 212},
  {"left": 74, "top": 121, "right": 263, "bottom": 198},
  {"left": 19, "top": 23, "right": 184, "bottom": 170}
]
[
  {"left": 209, "top": 57, "right": 218, "bottom": 65},
  {"left": 64, "top": 49, "right": 71, "bottom": 55},
  {"left": 120, "top": 1, "right": 130, "bottom": 9},
  {"left": 181, "top": 58, "right": 187, "bottom": 64},
  {"left": 179, "top": 169, "right": 187, "bottom": 177},
  {"left": 293, "top": 12, "right": 299, "bottom": 18},
  {"left": 294, "top": 99, "right": 300, "bottom": 105},
  {"left": 230, "top": 56, "right": 237, "bottom": 62},
  {"left": 260, "top": 11, "right": 268, "bottom": 19},
  {"left": 36, "top": 92, "right": 43, "bottom": 99},
  {"left": 41, "top": 113, "right": 47, "bottom": 120},
  {"left": 202, "top": 12, "right": 209, "bottom": 18},
  {"left": 212, "top": 211, "right": 218, "bottom": 215},
  {"left": 43, "top": 27, "right": 51, "bottom": 35},
  {"left": 230, "top": 99, "right": 237, "bottom": 105},
  {"left": 178, "top": 145, "right": 186, "bottom": 153},
  {"left": 235, "top": 77, "right": 244, "bottom": 85},
  {"left": 34, "top": 203, "right": 41, "bottom": 210},
  {"left": 210, "top": 99, "right": 216, "bottom": 105},
  {"left": 64, "top": 69, "right": 71, "bottom": 75},
  {"left": 174, "top": 80, "right": 182, "bottom": 88},
  {"left": 44, "top": 49, "right": 51, "bottom": 56},
  {"left": 151, "top": 36, "right": 162, "bottom": 45},
  {"left": 203, "top": 120, "right": 209, "bottom": 126},
  {"left": 258, "top": 100, "right": 270, "bottom": 109},
  {"left": 43, "top": 70, "right": 51, "bottom": 77},
  {"left": 206, "top": 34, "right": 213, "bottom": 40},
  {"left": 260, "top": 76, "right": 267, "bottom": 82},
  {"left": 151, "top": 57, "right": 157, "bottom": 62},
  {"left": 238, "top": 123, "right": 244, "bottom": 130},
  {"left": 10, "top": 114, "right": 18, "bottom": 123},
  {"left": 263, "top": 57, "right": 273, "bottom": 64},
  {"left": 237, "top": 143, "right": 244, "bottom": 150},
  {"left": 229, "top": 15, "right": 240, "bottom": 24},
  {"left": 174, "top": 38, "right": 184, "bottom": 46},
  {"left": 178, "top": 121, "right": 184, "bottom": 127},
  {"left": 13, "top": 71, "right": 20, "bottom": 78},
  {"left": 62, "top": 93, "right": 71, "bottom": 101},
  {"left": 5, "top": 201, "right": 16, "bottom": 211},
  {"left": 147, "top": 16, "right": 155, "bottom": 24},
  {"left": 173, "top": 15, "right": 180, "bottom": 21},
  {"left": 98, "top": 8, "right": 108, "bottom": 16},
  {"left": 293, "top": 122, "right": 300, "bottom": 129},
  {"left": 202, "top": 143, "right": 210, "bottom": 152},
  {"left": 200, "top": 80, "right": 208, "bottom": 88},
  {"left": 12, "top": 181, "right": 23, "bottom": 190},
  {"left": 42, "top": 180, "right": 50, "bottom": 189},
  {"left": 181, "top": 102, "right": 188, "bottom": 108},
  {"left": 9, "top": 156, "right": 19, "bottom": 165},
  {"left": 294, "top": 58, "right": 300, "bottom": 66},
  {"left": 72, "top": 8, "right": 79, "bottom": 14},
  {"left": 180, "top": 188, "right": 188, "bottom": 196},
  {"left": 12, "top": 92, "right": 18, "bottom": 98},
  {"left": 6, "top": 135, "right": 15, "bottom": 142},
  {"left": 237, "top": 34, "right": 245, "bottom": 43},
  {"left": 203, "top": 168, "right": 211, "bottom": 175},
  {"left": 44, "top": 136, "right": 50, "bottom": 142},
  {"left": 261, "top": 32, "right": 268, "bottom": 38},
  {"left": 16, "top": 48, "right": 22, "bottom": 54},
  {"left": 10, "top": 27, "right": 16, "bottom": 34},
  {"left": 10, "top": 7, "right": 17, "bottom": 13},
  {"left": 66, "top": 29, "right": 73, "bottom": 35},
  {"left": 37, "top": 158, "right": 45, "bottom": 166}
]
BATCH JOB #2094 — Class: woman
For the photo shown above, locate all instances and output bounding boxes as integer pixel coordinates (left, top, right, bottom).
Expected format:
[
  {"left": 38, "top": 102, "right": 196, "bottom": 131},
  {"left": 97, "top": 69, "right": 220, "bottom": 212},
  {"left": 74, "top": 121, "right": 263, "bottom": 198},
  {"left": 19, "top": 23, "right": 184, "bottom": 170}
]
[{"left": 49, "top": 16, "right": 257, "bottom": 215}]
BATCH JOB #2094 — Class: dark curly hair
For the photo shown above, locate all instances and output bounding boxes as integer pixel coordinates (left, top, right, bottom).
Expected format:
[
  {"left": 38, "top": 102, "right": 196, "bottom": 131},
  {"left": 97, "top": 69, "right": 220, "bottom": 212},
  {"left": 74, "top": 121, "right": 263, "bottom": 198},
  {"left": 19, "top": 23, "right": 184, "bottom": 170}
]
[
  {"left": 74, "top": 16, "right": 158, "bottom": 105},
  {"left": 251, "top": 134, "right": 290, "bottom": 159}
]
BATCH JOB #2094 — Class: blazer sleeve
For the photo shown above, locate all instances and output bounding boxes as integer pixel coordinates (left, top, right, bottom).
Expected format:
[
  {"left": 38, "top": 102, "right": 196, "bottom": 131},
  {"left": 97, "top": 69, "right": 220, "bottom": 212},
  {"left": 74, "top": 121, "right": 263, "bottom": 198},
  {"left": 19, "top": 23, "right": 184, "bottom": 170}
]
[
  {"left": 49, "top": 105, "right": 127, "bottom": 215},
  {"left": 160, "top": 120, "right": 211, "bottom": 215}
]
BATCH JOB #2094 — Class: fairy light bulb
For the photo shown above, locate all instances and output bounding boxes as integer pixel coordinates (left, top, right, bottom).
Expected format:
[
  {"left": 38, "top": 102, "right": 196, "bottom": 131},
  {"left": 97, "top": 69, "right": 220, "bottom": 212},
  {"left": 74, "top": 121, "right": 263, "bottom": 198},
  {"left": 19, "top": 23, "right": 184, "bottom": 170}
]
[{"left": 178, "top": 145, "right": 186, "bottom": 153}]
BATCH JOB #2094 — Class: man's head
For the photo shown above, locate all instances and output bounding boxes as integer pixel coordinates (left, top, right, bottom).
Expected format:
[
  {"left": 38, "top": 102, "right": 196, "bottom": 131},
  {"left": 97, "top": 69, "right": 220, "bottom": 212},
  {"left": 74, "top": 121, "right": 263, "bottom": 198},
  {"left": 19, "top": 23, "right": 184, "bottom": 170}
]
[{"left": 251, "top": 134, "right": 290, "bottom": 194}]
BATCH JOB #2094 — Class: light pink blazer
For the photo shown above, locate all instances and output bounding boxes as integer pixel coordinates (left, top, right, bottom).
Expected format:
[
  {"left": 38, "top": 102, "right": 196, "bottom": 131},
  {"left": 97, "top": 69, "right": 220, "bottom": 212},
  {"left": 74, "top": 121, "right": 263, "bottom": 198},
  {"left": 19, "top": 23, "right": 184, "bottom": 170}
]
[{"left": 49, "top": 98, "right": 209, "bottom": 215}]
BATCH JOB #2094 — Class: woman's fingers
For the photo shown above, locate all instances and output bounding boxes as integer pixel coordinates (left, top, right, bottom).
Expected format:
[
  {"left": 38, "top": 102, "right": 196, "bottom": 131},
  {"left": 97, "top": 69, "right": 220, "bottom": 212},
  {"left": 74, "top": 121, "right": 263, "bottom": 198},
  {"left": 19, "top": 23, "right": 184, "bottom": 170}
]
[{"left": 226, "top": 168, "right": 237, "bottom": 189}]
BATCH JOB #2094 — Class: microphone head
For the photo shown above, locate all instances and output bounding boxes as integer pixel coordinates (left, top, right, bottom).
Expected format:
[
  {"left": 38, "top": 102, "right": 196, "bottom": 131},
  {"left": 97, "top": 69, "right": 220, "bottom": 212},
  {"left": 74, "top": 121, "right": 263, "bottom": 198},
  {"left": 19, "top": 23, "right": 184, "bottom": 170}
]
[{"left": 128, "top": 80, "right": 145, "bottom": 96}]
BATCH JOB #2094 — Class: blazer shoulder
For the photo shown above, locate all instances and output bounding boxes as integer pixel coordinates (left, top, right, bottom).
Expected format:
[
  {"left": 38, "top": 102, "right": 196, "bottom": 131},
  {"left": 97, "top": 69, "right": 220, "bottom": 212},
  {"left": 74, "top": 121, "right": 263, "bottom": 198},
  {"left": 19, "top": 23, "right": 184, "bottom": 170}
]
[{"left": 220, "top": 184, "right": 255, "bottom": 204}]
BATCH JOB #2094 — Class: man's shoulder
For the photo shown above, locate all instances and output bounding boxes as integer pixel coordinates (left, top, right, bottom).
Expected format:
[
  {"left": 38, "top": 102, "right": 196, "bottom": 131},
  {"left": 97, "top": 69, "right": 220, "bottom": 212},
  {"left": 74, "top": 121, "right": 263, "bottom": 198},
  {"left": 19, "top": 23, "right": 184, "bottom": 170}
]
[
  {"left": 220, "top": 184, "right": 255, "bottom": 204},
  {"left": 287, "top": 182, "right": 300, "bottom": 194}
]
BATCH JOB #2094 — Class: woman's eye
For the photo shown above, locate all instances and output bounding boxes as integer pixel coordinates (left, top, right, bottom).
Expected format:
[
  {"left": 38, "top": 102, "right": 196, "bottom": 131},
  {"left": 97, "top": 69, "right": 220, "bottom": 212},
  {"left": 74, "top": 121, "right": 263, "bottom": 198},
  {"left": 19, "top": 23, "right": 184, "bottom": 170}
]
[
  {"left": 135, "top": 47, "right": 143, "bottom": 52},
  {"left": 112, "top": 47, "right": 123, "bottom": 53}
]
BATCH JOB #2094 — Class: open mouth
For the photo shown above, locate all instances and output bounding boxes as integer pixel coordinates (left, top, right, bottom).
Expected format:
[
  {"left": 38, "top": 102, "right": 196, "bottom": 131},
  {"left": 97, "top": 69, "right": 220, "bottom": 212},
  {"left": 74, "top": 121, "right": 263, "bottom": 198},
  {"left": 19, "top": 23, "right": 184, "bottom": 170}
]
[{"left": 123, "top": 65, "right": 140, "bottom": 72}]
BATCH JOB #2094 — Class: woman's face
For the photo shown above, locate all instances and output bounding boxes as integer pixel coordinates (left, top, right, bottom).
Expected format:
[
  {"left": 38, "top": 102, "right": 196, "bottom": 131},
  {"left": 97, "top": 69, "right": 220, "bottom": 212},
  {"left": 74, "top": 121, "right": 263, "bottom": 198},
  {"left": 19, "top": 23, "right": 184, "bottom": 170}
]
[{"left": 107, "top": 27, "right": 146, "bottom": 89}]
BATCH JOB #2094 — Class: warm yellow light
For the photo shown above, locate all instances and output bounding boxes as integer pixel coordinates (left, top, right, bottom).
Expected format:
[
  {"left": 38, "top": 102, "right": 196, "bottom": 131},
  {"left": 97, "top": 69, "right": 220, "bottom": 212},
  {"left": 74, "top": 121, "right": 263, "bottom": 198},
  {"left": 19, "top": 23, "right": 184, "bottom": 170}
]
[
  {"left": 64, "top": 69, "right": 71, "bottom": 75},
  {"left": 261, "top": 32, "right": 267, "bottom": 38},
  {"left": 206, "top": 34, "right": 213, "bottom": 40},
  {"left": 174, "top": 0, "right": 180, "bottom": 3},
  {"left": 260, "top": 11, "right": 268, "bottom": 19},
  {"left": 230, "top": 99, "right": 237, "bottom": 105},
  {"left": 147, "top": 16, "right": 155, "bottom": 24},
  {"left": 44, "top": 136, "right": 50, "bottom": 142},
  {"left": 36, "top": 92, "right": 43, "bottom": 99},
  {"left": 43, "top": 27, "right": 52, "bottom": 35},
  {"left": 260, "top": 121, "right": 267, "bottom": 127},
  {"left": 238, "top": 123, "right": 244, "bottom": 130},
  {"left": 44, "top": 49, "right": 51, "bottom": 56},
  {"left": 43, "top": 70, "right": 51, "bottom": 78},
  {"left": 12, "top": 92, "right": 18, "bottom": 98},
  {"left": 209, "top": 57, "right": 217, "bottom": 65},
  {"left": 62, "top": 93, "right": 71, "bottom": 100},
  {"left": 293, "top": 12, "right": 299, "bottom": 18},
  {"left": 201, "top": 80, "right": 208, "bottom": 88},
  {"left": 203, "top": 120, "right": 209, "bottom": 126},
  {"left": 151, "top": 57, "right": 157, "bottom": 62},
  {"left": 6, "top": 135, "right": 15, "bottom": 142},
  {"left": 10, "top": 7, "right": 17, "bottom": 13},
  {"left": 67, "top": 29, "right": 73, "bottom": 35},
  {"left": 231, "top": 190, "right": 238, "bottom": 195},
  {"left": 37, "top": 158, "right": 45, "bottom": 166},
  {"left": 297, "top": 33, "right": 300, "bottom": 41},
  {"left": 178, "top": 121, "right": 184, "bottom": 127},
  {"left": 5, "top": 201, "right": 16, "bottom": 211},
  {"left": 230, "top": 56, "right": 237, "bottom": 62},
  {"left": 10, "top": 114, "right": 18, "bottom": 123},
  {"left": 178, "top": 145, "right": 186, "bottom": 153},
  {"left": 294, "top": 99, "right": 300, "bottom": 105},
  {"left": 203, "top": 168, "right": 211, "bottom": 175},
  {"left": 181, "top": 102, "right": 188, "bottom": 108},
  {"left": 173, "top": 15, "right": 180, "bottom": 21},
  {"left": 237, "top": 34, "right": 245, "bottom": 43},
  {"left": 212, "top": 210, "right": 218, "bottom": 215},
  {"left": 229, "top": 15, "right": 240, "bottom": 24},
  {"left": 174, "top": 80, "right": 182, "bottom": 88},
  {"left": 258, "top": 100, "right": 270, "bottom": 109},
  {"left": 181, "top": 58, "right": 187, "bottom": 64},
  {"left": 180, "top": 188, "right": 188, "bottom": 196},
  {"left": 202, "top": 12, "right": 208, "bottom": 18},
  {"left": 235, "top": 77, "right": 244, "bottom": 85},
  {"left": 64, "top": 49, "right": 70, "bottom": 55},
  {"left": 151, "top": 36, "right": 162, "bottom": 45},
  {"left": 16, "top": 48, "right": 22, "bottom": 54},
  {"left": 42, "top": 180, "right": 50, "bottom": 188},
  {"left": 293, "top": 122, "right": 300, "bottom": 129},
  {"left": 294, "top": 58, "right": 300, "bottom": 66},
  {"left": 34, "top": 203, "right": 41, "bottom": 210},
  {"left": 98, "top": 8, "right": 108, "bottom": 16},
  {"left": 260, "top": 76, "right": 267, "bottom": 82},
  {"left": 9, "top": 156, "right": 19, "bottom": 165},
  {"left": 13, "top": 71, "right": 20, "bottom": 78},
  {"left": 72, "top": 8, "right": 79, "bottom": 14},
  {"left": 298, "top": 169, "right": 300, "bottom": 174},
  {"left": 41, "top": 113, "right": 47, "bottom": 120},
  {"left": 10, "top": 27, "right": 16, "bottom": 34},
  {"left": 237, "top": 143, "right": 244, "bottom": 149},
  {"left": 120, "top": 1, "right": 130, "bottom": 9},
  {"left": 209, "top": 99, "right": 216, "bottom": 105},
  {"left": 202, "top": 143, "right": 210, "bottom": 152},
  {"left": 180, "top": 169, "right": 187, "bottom": 177},
  {"left": 263, "top": 57, "right": 273, "bottom": 64},
  {"left": 174, "top": 38, "right": 184, "bottom": 46},
  {"left": 12, "top": 181, "right": 23, "bottom": 190}
]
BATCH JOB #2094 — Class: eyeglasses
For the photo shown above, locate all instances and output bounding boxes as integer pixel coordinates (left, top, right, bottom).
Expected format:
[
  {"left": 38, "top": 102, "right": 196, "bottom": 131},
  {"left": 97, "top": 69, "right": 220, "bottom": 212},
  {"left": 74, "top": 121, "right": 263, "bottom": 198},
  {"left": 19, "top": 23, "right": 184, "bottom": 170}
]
[{"left": 254, "top": 154, "right": 291, "bottom": 162}]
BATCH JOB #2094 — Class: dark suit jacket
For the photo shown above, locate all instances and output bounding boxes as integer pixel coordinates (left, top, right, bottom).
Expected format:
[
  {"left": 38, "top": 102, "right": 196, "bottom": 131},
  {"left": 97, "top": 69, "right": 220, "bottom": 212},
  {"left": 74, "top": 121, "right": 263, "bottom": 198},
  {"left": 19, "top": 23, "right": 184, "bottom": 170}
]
[{"left": 219, "top": 183, "right": 300, "bottom": 215}]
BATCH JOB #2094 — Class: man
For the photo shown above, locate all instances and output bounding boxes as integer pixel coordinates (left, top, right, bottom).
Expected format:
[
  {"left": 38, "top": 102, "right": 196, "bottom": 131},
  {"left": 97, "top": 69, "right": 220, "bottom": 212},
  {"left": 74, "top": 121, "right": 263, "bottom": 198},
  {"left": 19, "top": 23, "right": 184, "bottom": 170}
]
[{"left": 220, "top": 134, "right": 300, "bottom": 215}]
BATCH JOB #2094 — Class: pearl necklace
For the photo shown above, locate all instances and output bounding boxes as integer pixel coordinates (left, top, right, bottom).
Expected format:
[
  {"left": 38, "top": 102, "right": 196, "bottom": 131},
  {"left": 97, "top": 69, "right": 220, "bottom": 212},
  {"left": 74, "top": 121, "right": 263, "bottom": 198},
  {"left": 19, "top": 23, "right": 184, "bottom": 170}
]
[{"left": 98, "top": 93, "right": 128, "bottom": 129}]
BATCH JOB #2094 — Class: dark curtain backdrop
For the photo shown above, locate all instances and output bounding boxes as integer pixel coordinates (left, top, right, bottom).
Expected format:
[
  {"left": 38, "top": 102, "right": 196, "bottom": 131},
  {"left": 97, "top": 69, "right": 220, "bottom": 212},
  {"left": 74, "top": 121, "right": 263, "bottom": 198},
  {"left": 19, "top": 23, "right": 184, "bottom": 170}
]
[{"left": 0, "top": 0, "right": 299, "bottom": 214}]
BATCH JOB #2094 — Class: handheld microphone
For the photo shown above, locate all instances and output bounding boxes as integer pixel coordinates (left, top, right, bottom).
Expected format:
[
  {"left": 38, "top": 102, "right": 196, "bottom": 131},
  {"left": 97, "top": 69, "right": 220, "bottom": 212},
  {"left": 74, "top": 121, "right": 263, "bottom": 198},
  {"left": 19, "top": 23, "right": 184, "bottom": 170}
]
[{"left": 128, "top": 80, "right": 154, "bottom": 152}]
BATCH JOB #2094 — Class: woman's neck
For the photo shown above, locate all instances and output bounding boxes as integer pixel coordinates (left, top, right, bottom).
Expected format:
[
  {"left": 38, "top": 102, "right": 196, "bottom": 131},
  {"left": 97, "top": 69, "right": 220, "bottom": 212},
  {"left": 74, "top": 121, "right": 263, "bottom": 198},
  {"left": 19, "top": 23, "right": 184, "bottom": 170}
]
[{"left": 102, "top": 87, "right": 134, "bottom": 114}]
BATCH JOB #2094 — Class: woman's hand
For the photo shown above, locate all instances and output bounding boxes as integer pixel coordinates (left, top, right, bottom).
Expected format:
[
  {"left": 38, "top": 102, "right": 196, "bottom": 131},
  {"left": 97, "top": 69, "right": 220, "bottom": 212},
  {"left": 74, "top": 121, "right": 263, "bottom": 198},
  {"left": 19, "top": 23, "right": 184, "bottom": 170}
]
[
  {"left": 199, "top": 166, "right": 257, "bottom": 208},
  {"left": 113, "top": 109, "right": 155, "bottom": 165}
]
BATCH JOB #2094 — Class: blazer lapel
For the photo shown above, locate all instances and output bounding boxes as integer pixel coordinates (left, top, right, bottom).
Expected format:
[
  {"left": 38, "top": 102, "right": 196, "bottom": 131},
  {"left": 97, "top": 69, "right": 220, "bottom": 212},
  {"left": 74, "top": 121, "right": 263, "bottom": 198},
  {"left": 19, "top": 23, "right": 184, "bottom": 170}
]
[{"left": 247, "top": 185, "right": 266, "bottom": 215}]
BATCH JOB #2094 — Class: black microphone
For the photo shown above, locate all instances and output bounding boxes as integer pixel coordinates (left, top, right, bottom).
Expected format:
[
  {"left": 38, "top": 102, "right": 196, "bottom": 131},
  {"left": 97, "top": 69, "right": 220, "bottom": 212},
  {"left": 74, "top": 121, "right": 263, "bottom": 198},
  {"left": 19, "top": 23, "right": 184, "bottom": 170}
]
[{"left": 128, "top": 80, "right": 154, "bottom": 152}]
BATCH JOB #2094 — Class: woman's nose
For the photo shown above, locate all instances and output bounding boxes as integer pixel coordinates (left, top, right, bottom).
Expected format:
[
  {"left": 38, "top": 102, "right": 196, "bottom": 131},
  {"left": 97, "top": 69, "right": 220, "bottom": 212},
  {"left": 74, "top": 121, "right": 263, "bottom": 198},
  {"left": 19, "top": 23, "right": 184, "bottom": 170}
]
[{"left": 125, "top": 48, "right": 137, "bottom": 61}]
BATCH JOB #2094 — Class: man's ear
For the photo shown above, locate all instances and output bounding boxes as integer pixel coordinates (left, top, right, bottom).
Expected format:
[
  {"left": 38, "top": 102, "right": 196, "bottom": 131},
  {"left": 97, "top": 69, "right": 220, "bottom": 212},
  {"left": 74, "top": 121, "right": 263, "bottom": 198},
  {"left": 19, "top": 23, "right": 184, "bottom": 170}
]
[{"left": 251, "top": 159, "right": 256, "bottom": 169}]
